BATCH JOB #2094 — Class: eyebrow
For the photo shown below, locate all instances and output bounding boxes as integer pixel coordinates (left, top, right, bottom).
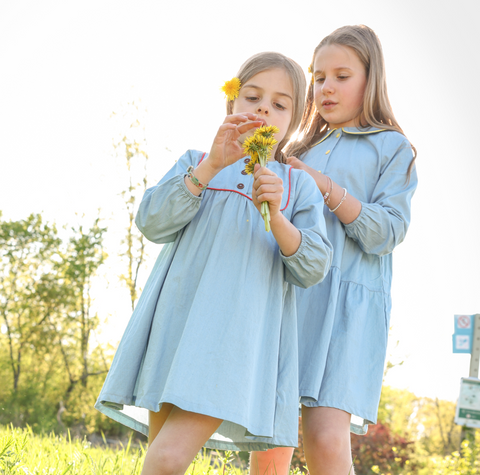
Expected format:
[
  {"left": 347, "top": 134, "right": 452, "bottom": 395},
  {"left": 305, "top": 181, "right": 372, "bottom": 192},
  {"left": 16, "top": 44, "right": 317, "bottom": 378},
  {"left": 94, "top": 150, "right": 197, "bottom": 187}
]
[
  {"left": 314, "top": 67, "right": 353, "bottom": 74},
  {"left": 242, "top": 84, "right": 293, "bottom": 101}
]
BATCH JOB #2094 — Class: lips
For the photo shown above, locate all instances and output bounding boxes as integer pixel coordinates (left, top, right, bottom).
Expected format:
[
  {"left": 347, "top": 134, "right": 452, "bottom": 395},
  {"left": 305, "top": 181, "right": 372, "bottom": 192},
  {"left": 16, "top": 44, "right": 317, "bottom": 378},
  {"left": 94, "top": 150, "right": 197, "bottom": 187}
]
[{"left": 322, "top": 100, "right": 337, "bottom": 107}]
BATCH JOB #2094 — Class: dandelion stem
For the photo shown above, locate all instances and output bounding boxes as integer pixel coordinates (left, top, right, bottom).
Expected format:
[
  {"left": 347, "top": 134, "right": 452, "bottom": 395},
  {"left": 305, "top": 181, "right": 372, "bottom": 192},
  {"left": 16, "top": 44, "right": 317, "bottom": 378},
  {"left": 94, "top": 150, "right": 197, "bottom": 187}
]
[{"left": 258, "top": 153, "right": 271, "bottom": 232}]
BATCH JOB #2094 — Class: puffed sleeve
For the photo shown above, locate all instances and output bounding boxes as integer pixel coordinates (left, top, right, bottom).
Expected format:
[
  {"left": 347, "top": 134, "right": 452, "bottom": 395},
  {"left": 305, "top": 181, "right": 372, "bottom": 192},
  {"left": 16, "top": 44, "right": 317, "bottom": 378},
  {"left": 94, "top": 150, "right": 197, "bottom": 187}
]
[
  {"left": 343, "top": 133, "right": 417, "bottom": 256},
  {"left": 281, "top": 170, "right": 333, "bottom": 288},
  {"left": 135, "top": 150, "right": 204, "bottom": 244}
]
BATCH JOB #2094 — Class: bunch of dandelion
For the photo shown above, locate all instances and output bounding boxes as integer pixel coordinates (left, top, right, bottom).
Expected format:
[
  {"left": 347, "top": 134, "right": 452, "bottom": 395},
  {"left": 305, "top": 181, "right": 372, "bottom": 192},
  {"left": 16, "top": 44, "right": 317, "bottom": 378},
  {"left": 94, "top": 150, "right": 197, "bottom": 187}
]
[{"left": 243, "top": 125, "right": 279, "bottom": 232}]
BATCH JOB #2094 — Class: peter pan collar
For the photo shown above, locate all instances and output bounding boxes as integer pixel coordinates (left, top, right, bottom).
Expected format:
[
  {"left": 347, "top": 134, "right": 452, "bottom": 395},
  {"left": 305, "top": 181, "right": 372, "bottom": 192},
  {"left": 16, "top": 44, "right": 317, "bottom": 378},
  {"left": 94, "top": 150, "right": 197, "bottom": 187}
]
[{"left": 313, "top": 126, "right": 385, "bottom": 146}]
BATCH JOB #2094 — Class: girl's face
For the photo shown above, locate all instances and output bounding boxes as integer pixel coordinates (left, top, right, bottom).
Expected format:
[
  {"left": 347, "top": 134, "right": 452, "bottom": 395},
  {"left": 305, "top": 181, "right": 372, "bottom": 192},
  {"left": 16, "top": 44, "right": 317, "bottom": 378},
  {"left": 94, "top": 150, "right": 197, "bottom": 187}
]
[
  {"left": 233, "top": 68, "right": 294, "bottom": 152},
  {"left": 313, "top": 44, "right": 367, "bottom": 129}
]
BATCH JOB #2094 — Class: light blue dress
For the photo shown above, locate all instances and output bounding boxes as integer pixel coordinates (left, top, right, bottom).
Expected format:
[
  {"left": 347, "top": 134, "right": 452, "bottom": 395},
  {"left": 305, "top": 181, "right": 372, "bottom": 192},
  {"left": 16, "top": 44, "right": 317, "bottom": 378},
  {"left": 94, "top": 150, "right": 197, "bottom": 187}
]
[
  {"left": 296, "top": 127, "right": 417, "bottom": 435},
  {"left": 95, "top": 150, "right": 333, "bottom": 451}
]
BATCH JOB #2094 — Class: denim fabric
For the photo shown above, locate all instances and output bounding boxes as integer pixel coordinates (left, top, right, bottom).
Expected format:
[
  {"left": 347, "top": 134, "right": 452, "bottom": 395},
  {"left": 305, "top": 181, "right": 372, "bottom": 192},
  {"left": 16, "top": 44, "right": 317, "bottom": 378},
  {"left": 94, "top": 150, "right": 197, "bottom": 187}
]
[
  {"left": 296, "top": 127, "right": 417, "bottom": 435},
  {"left": 95, "top": 150, "right": 333, "bottom": 450}
]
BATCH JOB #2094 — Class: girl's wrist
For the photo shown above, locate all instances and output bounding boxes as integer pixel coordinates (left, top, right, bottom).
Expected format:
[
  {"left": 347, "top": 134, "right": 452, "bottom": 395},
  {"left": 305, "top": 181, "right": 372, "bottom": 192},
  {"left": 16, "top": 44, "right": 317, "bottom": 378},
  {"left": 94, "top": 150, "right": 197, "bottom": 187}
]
[
  {"left": 197, "top": 158, "right": 223, "bottom": 182},
  {"left": 319, "top": 174, "right": 331, "bottom": 195},
  {"left": 269, "top": 209, "right": 283, "bottom": 226}
]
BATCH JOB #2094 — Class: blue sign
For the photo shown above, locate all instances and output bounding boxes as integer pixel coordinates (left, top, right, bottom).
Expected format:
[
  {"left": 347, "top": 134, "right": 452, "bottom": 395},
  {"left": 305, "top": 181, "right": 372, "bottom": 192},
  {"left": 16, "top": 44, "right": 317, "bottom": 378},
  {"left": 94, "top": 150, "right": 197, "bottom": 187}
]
[{"left": 453, "top": 315, "right": 474, "bottom": 353}]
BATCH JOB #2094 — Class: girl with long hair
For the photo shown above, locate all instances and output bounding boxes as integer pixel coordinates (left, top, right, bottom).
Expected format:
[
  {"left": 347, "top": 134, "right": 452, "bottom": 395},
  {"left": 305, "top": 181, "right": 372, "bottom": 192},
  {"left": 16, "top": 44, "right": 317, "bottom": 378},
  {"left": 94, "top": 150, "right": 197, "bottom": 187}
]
[{"left": 250, "top": 25, "right": 417, "bottom": 475}]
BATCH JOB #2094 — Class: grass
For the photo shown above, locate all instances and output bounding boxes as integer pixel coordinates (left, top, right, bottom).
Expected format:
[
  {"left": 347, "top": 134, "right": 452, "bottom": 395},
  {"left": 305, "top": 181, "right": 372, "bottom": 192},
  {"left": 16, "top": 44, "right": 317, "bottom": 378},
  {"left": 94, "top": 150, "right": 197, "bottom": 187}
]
[{"left": 0, "top": 425, "right": 248, "bottom": 475}]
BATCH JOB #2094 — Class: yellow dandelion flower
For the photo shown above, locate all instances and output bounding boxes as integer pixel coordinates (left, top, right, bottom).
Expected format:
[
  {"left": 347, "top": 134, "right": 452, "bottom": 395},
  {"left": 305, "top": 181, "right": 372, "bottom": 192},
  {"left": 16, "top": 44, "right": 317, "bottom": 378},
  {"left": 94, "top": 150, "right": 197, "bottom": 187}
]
[
  {"left": 221, "top": 77, "right": 241, "bottom": 101},
  {"left": 259, "top": 136, "right": 277, "bottom": 148},
  {"left": 254, "top": 125, "right": 280, "bottom": 138},
  {"left": 245, "top": 159, "right": 256, "bottom": 175},
  {"left": 242, "top": 135, "right": 260, "bottom": 155}
]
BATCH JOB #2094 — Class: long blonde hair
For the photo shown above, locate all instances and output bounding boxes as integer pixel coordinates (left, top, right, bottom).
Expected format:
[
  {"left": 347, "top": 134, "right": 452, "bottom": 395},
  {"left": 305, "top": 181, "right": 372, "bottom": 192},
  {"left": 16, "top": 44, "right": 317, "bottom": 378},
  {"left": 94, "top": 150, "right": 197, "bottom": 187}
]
[
  {"left": 287, "top": 25, "right": 416, "bottom": 174},
  {"left": 227, "top": 52, "right": 306, "bottom": 163}
]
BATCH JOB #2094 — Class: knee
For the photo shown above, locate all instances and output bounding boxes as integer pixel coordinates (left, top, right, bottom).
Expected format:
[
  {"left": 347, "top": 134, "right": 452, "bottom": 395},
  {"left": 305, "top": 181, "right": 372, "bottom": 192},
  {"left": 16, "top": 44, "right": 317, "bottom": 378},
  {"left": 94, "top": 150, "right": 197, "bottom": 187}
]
[
  {"left": 249, "top": 448, "right": 293, "bottom": 475},
  {"left": 305, "top": 428, "right": 350, "bottom": 461},
  {"left": 144, "top": 446, "right": 185, "bottom": 475}
]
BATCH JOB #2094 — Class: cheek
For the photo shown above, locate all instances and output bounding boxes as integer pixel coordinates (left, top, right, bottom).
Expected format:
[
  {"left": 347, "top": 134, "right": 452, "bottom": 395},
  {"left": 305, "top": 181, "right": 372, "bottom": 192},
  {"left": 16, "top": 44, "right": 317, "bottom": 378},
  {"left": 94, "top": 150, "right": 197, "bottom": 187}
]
[
  {"left": 313, "top": 87, "right": 322, "bottom": 108},
  {"left": 353, "top": 81, "right": 367, "bottom": 106}
]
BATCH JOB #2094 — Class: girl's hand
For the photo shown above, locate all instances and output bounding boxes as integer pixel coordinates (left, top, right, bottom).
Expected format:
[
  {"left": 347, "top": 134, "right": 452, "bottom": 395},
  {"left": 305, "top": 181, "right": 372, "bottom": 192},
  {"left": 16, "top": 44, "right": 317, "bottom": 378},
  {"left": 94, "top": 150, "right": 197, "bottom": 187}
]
[
  {"left": 205, "top": 113, "right": 264, "bottom": 172},
  {"left": 252, "top": 164, "right": 284, "bottom": 218},
  {"left": 287, "top": 156, "right": 323, "bottom": 190},
  {"left": 287, "top": 156, "right": 320, "bottom": 178}
]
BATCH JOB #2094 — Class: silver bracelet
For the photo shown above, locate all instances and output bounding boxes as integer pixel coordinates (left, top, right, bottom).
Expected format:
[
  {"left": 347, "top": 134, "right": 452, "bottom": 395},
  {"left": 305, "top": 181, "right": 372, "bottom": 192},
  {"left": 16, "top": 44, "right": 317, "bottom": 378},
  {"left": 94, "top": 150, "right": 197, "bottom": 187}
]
[{"left": 329, "top": 188, "right": 348, "bottom": 212}]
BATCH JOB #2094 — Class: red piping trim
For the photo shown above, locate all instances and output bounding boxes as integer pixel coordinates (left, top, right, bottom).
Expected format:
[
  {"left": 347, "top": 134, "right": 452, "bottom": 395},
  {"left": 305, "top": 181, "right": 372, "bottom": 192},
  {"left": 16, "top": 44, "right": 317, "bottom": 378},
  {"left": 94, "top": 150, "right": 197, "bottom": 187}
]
[
  {"left": 280, "top": 166, "right": 292, "bottom": 211},
  {"left": 197, "top": 152, "right": 292, "bottom": 211},
  {"left": 207, "top": 188, "right": 252, "bottom": 200}
]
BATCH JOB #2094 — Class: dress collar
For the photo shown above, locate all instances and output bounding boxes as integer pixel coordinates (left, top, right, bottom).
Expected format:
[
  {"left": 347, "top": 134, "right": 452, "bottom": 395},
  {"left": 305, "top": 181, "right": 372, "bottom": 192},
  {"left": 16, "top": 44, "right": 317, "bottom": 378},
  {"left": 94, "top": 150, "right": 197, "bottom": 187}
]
[{"left": 313, "top": 126, "right": 385, "bottom": 146}]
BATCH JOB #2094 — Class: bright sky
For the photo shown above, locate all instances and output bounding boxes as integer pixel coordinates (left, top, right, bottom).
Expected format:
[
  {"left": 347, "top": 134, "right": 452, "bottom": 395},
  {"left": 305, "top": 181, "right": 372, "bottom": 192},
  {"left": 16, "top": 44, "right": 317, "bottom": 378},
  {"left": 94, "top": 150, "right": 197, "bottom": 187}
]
[{"left": 1, "top": 0, "right": 480, "bottom": 403}]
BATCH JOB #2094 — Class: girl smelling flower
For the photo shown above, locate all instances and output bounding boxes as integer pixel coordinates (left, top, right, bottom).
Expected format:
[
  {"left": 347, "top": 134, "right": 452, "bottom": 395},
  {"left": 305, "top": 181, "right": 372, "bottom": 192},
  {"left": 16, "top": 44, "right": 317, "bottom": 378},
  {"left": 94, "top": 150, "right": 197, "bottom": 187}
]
[{"left": 95, "top": 52, "right": 333, "bottom": 475}]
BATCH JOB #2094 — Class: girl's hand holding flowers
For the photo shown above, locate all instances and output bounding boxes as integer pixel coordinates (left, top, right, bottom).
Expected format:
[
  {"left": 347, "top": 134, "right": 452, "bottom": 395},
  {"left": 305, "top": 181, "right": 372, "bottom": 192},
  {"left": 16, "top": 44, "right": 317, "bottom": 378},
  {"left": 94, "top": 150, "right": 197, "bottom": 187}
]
[
  {"left": 252, "top": 164, "right": 284, "bottom": 219},
  {"left": 243, "top": 125, "right": 280, "bottom": 231}
]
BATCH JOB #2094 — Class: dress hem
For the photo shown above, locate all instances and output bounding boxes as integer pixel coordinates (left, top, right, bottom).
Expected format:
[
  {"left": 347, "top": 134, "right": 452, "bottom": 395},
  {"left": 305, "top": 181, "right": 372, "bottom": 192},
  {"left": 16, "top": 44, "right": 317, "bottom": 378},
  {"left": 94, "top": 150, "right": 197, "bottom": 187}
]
[
  {"left": 299, "top": 394, "right": 375, "bottom": 435},
  {"left": 96, "top": 392, "right": 297, "bottom": 450}
]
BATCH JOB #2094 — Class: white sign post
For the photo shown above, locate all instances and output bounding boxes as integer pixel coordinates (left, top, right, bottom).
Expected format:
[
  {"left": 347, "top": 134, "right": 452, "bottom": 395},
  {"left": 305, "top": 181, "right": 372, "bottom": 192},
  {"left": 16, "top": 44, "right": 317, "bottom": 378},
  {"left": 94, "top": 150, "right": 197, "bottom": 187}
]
[
  {"left": 455, "top": 378, "right": 480, "bottom": 429},
  {"left": 454, "top": 314, "right": 480, "bottom": 447}
]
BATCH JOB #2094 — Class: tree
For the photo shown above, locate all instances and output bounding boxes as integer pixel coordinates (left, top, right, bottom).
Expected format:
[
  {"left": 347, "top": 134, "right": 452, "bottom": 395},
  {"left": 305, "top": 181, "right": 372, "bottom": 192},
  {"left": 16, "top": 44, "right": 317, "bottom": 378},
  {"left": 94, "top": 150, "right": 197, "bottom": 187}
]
[
  {"left": 0, "top": 212, "right": 112, "bottom": 432},
  {"left": 0, "top": 213, "right": 64, "bottom": 395},
  {"left": 111, "top": 100, "right": 150, "bottom": 311},
  {"left": 56, "top": 218, "right": 108, "bottom": 395}
]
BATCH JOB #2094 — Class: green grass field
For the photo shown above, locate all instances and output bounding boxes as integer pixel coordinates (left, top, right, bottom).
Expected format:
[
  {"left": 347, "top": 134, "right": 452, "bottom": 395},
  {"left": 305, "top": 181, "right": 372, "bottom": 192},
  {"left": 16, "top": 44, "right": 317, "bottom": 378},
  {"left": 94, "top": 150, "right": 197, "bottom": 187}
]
[{"left": 0, "top": 425, "right": 247, "bottom": 475}]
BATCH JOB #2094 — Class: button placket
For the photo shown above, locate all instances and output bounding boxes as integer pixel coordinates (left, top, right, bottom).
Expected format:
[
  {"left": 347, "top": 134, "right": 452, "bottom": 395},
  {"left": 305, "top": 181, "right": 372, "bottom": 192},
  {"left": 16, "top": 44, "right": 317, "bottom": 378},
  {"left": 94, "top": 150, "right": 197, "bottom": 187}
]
[{"left": 323, "top": 131, "right": 341, "bottom": 172}]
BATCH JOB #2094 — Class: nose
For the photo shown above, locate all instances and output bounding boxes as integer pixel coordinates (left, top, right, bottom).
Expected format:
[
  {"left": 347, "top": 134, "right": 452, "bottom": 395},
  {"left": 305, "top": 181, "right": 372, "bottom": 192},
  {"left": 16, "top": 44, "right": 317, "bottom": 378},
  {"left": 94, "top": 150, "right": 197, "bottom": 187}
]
[
  {"left": 322, "top": 78, "right": 334, "bottom": 95},
  {"left": 256, "top": 101, "right": 269, "bottom": 115}
]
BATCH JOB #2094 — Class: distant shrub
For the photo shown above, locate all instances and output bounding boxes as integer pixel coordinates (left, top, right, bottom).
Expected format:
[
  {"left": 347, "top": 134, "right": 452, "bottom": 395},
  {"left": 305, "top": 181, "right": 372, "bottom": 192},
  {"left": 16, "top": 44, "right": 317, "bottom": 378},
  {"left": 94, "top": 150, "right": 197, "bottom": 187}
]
[{"left": 351, "top": 421, "right": 416, "bottom": 475}]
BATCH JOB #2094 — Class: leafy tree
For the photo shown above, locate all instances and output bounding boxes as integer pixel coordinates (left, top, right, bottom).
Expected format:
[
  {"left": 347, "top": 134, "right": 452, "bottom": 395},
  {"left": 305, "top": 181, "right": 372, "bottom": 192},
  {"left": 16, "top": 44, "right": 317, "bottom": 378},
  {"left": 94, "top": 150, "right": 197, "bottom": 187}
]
[
  {"left": 0, "top": 213, "right": 63, "bottom": 394},
  {"left": 0, "top": 212, "right": 111, "bottom": 432}
]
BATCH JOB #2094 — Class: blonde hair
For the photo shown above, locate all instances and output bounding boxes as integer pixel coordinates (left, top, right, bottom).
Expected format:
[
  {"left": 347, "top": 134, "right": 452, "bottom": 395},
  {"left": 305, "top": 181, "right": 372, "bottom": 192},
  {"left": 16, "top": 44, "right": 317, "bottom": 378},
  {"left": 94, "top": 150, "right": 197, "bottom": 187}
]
[
  {"left": 227, "top": 52, "right": 306, "bottom": 163},
  {"left": 287, "top": 25, "right": 416, "bottom": 174}
]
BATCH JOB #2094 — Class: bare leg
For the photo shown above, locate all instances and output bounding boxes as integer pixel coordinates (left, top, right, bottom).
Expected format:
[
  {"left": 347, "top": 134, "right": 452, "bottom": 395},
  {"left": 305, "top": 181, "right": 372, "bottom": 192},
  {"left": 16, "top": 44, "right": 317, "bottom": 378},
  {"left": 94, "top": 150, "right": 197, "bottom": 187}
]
[
  {"left": 249, "top": 447, "right": 294, "bottom": 475},
  {"left": 141, "top": 406, "right": 222, "bottom": 475},
  {"left": 302, "top": 406, "right": 354, "bottom": 475},
  {"left": 148, "top": 403, "right": 174, "bottom": 445}
]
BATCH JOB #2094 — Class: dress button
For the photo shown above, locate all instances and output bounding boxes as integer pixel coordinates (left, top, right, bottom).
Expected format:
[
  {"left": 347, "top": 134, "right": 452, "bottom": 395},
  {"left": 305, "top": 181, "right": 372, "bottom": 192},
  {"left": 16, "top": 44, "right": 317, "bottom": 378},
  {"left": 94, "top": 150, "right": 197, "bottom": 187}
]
[
  {"left": 336, "top": 133, "right": 340, "bottom": 138},
  {"left": 241, "top": 170, "right": 247, "bottom": 175},
  {"left": 244, "top": 158, "right": 250, "bottom": 164},
  {"left": 237, "top": 183, "right": 245, "bottom": 189},
  {"left": 326, "top": 150, "right": 331, "bottom": 154}
]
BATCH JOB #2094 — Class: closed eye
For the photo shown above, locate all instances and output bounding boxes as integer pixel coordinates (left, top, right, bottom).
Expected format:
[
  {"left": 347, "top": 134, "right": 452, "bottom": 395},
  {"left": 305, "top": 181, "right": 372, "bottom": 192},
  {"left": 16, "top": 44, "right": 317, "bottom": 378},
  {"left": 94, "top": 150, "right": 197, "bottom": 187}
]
[
  {"left": 246, "top": 96, "right": 259, "bottom": 101},
  {"left": 274, "top": 102, "right": 286, "bottom": 110}
]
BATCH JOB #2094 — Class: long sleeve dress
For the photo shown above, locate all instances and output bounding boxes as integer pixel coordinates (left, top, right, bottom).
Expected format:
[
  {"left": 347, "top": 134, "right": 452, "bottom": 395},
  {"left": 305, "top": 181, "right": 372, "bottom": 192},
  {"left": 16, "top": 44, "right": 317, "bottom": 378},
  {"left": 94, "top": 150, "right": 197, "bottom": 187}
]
[
  {"left": 296, "top": 127, "right": 417, "bottom": 435},
  {"left": 95, "top": 149, "right": 333, "bottom": 450}
]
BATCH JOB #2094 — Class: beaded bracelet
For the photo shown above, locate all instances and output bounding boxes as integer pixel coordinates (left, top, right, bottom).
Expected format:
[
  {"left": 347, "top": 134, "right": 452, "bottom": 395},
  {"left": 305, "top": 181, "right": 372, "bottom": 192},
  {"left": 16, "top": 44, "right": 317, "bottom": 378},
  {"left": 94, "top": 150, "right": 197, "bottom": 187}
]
[
  {"left": 186, "top": 165, "right": 208, "bottom": 191},
  {"left": 329, "top": 188, "right": 348, "bottom": 212},
  {"left": 323, "top": 176, "right": 333, "bottom": 206}
]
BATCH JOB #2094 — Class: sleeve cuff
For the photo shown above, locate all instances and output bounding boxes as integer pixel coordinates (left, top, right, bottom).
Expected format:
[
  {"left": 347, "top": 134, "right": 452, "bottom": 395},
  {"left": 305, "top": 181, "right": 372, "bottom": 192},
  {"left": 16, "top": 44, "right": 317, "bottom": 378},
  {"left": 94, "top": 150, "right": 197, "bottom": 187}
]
[
  {"left": 343, "top": 201, "right": 365, "bottom": 237},
  {"left": 279, "top": 230, "right": 307, "bottom": 263},
  {"left": 179, "top": 174, "right": 204, "bottom": 203}
]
